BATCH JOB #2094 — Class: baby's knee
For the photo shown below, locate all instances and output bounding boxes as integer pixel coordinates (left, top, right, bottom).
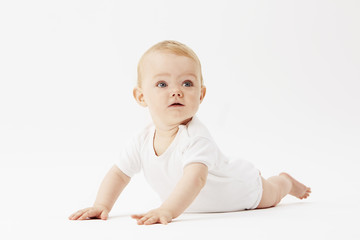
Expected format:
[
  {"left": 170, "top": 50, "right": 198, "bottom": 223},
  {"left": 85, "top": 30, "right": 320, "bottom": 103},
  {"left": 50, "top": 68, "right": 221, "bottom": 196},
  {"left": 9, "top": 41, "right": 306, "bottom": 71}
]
[{"left": 257, "top": 179, "right": 280, "bottom": 208}]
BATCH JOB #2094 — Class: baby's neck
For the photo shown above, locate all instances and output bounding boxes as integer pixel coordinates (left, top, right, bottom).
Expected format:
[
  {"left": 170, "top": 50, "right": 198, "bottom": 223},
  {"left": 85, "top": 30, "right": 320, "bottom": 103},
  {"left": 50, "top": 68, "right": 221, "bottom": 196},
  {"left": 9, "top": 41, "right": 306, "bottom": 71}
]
[
  {"left": 154, "top": 126, "right": 179, "bottom": 140},
  {"left": 152, "top": 127, "right": 178, "bottom": 156}
]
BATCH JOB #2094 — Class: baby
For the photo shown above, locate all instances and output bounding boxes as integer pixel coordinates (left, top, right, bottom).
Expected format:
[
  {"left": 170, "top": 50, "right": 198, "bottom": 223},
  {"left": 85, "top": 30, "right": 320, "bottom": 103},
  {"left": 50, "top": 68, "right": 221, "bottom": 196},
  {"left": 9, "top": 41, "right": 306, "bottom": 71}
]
[{"left": 69, "top": 40, "right": 311, "bottom": 225}]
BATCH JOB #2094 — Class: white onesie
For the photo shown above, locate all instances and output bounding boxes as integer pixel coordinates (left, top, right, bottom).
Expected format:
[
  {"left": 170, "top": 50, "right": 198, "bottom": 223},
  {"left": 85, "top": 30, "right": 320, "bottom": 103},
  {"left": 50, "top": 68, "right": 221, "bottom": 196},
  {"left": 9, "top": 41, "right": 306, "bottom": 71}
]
[{"left": 116, "top": 116, "right": 263, "bottom": 212}]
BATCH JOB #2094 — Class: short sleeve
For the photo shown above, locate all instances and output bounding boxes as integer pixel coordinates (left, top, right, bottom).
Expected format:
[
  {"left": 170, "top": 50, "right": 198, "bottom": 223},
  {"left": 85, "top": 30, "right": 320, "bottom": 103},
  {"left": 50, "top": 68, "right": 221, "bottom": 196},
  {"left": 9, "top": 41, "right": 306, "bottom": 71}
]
[
  {"left": 182, "top": 137, "right": 218, "bottom": 170},
  {"left": 116, "top": 136, "right": 142, "bottom": 178}
]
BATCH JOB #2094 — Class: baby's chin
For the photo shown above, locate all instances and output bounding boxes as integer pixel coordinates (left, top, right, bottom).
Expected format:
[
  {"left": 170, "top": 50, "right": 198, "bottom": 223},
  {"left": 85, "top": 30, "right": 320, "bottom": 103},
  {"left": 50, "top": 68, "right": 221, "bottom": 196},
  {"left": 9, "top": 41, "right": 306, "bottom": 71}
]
[
  {"left": 180, "top": 117, "right": 193, "bottom": 125},
  {"left": 153, "top": 116, "right": 194, "bottom": 129}
]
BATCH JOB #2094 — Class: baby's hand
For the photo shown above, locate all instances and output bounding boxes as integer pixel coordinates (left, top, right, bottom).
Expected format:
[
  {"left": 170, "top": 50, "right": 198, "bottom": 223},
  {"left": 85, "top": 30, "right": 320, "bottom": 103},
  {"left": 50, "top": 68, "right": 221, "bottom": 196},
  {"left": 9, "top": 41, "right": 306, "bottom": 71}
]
[
  {"left": 131, "top": 208, "right": 173, "bottom": 225},
  {"left": 69, "top": 205, "right": 109, "bottom": 220}
]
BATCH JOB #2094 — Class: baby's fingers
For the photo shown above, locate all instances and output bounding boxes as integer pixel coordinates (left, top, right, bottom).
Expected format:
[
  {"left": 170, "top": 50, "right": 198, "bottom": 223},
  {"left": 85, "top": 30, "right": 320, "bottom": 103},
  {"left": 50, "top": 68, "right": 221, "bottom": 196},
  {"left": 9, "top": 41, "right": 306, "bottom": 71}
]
[
  {"left": 69, "top": 212, "right": 77, "bottom": 220},
  {"left": 160, "top": 216, "right": 169, "bottom": 225},
  {"left": 100, "top": 210, "right": 109, "bottom": 220},
  {"left": 69, "top": 208, "right": 90, "bottom": 220},
  {"left": 144, "top": 216, "right": 158, "bottom": 225},
  {"left": 78, "top": 208, "right": 103, "bottom": 220},
  {"left": 78, "top": 210, "right": 92, "bottom": 220},
  {"left": 69, "top": 208, "right": 106, "bottom": 220},
  {"left": 131, "top": 214, "right": 144, "bottom": 220}
]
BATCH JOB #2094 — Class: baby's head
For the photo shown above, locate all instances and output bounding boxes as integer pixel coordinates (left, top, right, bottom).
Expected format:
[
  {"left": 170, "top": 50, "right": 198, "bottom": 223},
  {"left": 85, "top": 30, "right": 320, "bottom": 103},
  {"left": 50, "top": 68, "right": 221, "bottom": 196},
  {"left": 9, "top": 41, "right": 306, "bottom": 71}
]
[
  {"left": 134, "top": 40, "right": 206, "bottom": 128},
  {"left": 137, "top": 40, "right": 204, "bottom": 88}
]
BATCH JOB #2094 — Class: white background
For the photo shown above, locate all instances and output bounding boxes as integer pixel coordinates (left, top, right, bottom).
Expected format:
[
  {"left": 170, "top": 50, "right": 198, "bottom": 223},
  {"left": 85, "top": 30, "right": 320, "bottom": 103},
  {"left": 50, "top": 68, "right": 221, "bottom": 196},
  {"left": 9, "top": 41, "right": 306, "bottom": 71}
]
[{"left": 0, "top": 0, "right": 359, "bottom": 239}]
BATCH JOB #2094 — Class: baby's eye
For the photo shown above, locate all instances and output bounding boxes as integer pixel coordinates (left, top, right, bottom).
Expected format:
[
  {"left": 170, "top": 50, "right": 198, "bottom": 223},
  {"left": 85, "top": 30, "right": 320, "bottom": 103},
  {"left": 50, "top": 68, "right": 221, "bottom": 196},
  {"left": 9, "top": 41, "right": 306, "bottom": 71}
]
[
  {"left": 157, "top": 82, "right": 167, "bottom": 88},
  {"left": 182, "top": 81, "right": 193, "bottom": 87}
]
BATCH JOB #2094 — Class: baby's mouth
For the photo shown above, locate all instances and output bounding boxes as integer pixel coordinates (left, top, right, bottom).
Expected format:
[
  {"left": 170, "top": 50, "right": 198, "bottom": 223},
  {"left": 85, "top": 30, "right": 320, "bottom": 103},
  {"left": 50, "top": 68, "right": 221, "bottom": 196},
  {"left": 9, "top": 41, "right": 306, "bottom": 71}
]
[{"left": 169, "top": 103, "right": 184, "bottom": 107}]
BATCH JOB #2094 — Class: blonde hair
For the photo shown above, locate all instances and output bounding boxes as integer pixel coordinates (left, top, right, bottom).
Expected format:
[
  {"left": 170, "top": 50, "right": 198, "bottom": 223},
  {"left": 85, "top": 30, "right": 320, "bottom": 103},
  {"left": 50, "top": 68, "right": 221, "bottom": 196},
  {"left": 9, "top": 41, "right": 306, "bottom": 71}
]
[{"left": 137, "top": 40, "right": 203, "bottom": 87}]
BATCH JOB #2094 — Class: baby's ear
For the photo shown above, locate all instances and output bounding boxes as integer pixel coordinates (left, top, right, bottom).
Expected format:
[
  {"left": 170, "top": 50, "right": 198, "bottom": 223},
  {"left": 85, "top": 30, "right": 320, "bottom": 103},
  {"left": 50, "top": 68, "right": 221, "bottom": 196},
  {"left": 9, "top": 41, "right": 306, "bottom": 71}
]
[
  {"left": 133, "top": 87, "right": 147, "bottom": 107},
  {"left": 200, "top": 86, "right": 206, "bottom": 103}
]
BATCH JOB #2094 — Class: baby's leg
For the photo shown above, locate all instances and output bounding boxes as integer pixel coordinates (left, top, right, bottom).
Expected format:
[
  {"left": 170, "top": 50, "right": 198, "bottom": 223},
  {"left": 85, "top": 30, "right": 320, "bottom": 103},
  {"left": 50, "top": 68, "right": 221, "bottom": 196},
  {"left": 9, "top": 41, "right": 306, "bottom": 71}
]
[{"left": 256, "top": 172, "right": 311, "bottom": 209}]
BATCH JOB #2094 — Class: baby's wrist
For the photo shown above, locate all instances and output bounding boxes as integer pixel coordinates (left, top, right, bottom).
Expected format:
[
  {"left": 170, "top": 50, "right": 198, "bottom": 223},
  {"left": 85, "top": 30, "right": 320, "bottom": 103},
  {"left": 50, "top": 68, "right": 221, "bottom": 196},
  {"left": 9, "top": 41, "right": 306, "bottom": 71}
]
[
  {"left": 93, "top": 203, "right": 110, "bottom": 212},
  {"left": 159, "top": 205, "right": 178, "bottom": 219}
]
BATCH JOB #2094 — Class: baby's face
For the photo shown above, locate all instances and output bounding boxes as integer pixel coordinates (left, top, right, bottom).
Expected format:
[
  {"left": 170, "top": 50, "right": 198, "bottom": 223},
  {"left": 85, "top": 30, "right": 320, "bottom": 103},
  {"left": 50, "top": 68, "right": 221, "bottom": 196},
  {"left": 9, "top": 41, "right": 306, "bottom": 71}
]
[{"left": 134, "top": 51, "right": 206, "bottom": 128}]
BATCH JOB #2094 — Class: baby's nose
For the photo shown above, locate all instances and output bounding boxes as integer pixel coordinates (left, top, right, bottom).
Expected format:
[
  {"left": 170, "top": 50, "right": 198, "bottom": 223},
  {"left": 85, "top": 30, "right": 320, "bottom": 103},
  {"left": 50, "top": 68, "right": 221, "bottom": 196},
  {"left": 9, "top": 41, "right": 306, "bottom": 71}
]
[{"left": 171, "top": 89, "right": 183, "bottom": 97}]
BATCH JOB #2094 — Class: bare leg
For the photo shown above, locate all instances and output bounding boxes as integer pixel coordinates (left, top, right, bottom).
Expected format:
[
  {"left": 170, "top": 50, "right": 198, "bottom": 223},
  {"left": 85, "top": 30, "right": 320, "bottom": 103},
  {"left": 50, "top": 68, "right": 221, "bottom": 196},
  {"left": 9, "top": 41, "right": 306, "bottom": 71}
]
[{"left": 256, "top": 172, "right": 311, "bottom": 209}]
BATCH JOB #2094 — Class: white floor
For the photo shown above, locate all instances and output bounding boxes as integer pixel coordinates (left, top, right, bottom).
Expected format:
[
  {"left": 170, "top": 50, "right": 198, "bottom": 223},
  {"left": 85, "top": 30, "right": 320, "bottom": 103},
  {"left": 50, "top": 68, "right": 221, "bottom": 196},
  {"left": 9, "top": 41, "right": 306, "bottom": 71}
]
[{"left": 1, "top": 156, "right": 359, "bottom": 240}]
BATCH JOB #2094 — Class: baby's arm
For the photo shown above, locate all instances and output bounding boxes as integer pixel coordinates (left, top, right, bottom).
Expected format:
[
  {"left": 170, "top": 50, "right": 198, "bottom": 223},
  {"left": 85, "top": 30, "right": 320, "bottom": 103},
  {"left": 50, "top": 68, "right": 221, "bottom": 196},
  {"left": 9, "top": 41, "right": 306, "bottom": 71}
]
[
  {"left": 69, "top": 164, "right": 130, "bottom": 220},
  {"left": 132, "top": 163, "right": 208, "bottom": 225}
]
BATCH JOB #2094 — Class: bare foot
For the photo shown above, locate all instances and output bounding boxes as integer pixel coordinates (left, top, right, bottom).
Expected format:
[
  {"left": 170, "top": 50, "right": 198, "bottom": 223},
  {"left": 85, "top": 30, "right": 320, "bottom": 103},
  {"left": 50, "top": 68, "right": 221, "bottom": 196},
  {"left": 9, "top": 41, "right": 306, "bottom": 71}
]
[{"left": 279, "top": 172, "right": 311, "bottom": 199}]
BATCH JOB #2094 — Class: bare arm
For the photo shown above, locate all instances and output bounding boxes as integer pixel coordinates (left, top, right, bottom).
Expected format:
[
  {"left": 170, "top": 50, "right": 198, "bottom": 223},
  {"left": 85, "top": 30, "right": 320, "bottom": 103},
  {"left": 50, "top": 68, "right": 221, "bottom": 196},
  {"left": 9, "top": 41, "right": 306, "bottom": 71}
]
[
  {"left": 93, "top": 164, "right": 130, "bottom": 211},
  {"left": 132, "top": 163, "right": 208, "bottom": 224},
  {"left": 69, "top": 164, "right": 130, "bottom": 220},
  {"left": 161, "top": 163, "right": 208, "bottom": 218}
]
